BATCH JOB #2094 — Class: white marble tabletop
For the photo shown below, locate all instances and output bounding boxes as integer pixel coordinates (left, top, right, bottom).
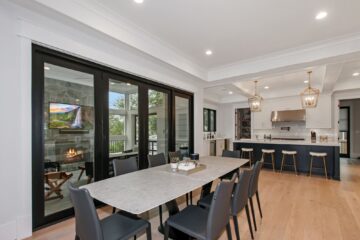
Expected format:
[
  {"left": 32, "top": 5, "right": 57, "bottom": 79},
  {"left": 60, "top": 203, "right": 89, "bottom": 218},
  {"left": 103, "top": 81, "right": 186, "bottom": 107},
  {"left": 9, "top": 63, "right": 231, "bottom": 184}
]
[{"left": 82, "top": 156, "right": 248, "bottom": 214}]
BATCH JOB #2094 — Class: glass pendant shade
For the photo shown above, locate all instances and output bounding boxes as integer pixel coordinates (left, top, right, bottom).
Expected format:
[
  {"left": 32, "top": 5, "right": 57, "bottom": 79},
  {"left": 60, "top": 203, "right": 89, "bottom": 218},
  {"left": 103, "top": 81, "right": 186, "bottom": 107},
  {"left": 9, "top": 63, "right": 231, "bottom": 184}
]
[
  {"left": 248, "top": 80, "right": 263, "bottom": 112},
  {"left": 300, "top": 71, "right": 319, "bottom": 108}
]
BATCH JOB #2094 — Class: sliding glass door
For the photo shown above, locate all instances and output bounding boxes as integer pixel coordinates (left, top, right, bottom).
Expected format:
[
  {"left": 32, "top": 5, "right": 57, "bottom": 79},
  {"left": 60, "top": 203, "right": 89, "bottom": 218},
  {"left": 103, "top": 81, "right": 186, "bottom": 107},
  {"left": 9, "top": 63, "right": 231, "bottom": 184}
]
[
  {"left": 174, "top": 93, "right": 193, "bottom": 157},
  {"left": 107, "top": 78, "right": 139, "bottom": 175},
  {"left": 32, "top": 45, "right": 194, "bottom": 229},
  {"left": 148, "top": 89, "right": 169, "bottom": 159}
]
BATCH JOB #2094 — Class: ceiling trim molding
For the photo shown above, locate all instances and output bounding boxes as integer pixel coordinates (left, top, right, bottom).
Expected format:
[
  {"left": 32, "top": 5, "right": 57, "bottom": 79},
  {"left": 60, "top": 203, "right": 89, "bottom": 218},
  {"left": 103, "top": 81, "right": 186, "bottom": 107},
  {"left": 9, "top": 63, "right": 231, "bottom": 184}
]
[
  {"left": 208, "top": 33, "right": 360, "bottom": 82},
  {"left": 31, "top": 0, "right": 207, "bottom": 80}
]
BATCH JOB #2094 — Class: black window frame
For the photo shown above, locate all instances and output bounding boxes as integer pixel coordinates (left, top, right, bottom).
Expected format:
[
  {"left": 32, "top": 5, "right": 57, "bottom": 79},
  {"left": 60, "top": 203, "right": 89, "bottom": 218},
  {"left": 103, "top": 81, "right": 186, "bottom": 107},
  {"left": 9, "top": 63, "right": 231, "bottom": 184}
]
[{"left": 203, "top": 108, "right": 217, "bottom": 132}]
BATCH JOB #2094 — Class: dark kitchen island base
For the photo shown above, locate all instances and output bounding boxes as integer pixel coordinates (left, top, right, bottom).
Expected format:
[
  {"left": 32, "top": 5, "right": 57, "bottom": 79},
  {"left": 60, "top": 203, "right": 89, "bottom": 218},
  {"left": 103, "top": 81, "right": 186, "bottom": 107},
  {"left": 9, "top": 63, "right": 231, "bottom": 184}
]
[{"left": 234, "top": 141, "right": 340, "bottom": 180}]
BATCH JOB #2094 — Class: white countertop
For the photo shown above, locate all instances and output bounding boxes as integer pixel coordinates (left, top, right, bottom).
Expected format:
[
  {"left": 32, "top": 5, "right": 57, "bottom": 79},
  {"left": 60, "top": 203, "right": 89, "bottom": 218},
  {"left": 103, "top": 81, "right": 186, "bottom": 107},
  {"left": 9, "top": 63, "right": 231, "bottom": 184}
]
[
  {"left": 203, "top": 137, "right": 229, "bottom": 141},
  {"left": 82, "top": 156, "right": 248, "bottom": 214},
  {"left": 233, "top": 139, "right": 340, "bottom": 147}
]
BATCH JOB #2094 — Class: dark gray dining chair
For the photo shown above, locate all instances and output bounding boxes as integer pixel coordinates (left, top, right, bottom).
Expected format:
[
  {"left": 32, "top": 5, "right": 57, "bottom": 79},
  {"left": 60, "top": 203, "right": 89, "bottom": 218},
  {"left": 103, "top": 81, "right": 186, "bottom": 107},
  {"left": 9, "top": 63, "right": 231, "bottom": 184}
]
[
  {"left": 200, "top": 150, "right": 241, "bottom": 199},
  {"left": 147, "top": 152, "right": 167, "bottom": 167},
  {"left": 220, "top": 150, "right": 241, "bottom": 180},
  {"left": 164, "top": 174, "right": 236, "bottom": 240},
  {"left": 112, "top": 157, "right": 138, "bottom": 176},
  {"left": 68, "top": 183, "right": 151, "bottom": 240},
  {"left": 222, "top": 150, "right": 241, "bottom": 158},
  {"left": 112, "top": 157, "right": 138, "bottom": 213},
  {"left": 248, "top": 161, "right": 263, "bottom": 231},
  {"left": 198, "top": 169, "right": 255, "bottom": 240}
]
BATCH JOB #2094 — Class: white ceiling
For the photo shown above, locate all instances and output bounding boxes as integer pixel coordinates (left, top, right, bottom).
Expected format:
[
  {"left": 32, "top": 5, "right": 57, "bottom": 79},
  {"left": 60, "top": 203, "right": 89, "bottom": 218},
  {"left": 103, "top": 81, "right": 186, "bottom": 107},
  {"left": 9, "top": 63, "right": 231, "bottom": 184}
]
[
  {"left": 93, "top": 0, "right": 360, "bottom": 69},
  {"left": 204, "top": 60, "right": 360, "bottom": 103}
]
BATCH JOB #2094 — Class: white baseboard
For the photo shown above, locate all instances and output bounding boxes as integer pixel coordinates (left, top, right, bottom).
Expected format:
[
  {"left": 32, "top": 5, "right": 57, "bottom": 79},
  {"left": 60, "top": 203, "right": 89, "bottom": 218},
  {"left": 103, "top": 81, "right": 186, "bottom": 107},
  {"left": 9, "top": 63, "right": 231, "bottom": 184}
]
[
  {"left": 16, "top": 215, "right": 32, "bottom": 239},
  {"left": 0, "top": 220, "right": 16, "bottom": 240}
]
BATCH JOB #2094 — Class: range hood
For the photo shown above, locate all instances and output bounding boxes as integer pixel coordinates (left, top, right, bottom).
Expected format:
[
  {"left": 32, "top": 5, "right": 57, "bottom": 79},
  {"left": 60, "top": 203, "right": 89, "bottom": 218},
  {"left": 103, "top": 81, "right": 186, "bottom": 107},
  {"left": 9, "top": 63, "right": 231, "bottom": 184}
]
[{"left": 271, "top": 109, "right": 306, "bottom": 122}]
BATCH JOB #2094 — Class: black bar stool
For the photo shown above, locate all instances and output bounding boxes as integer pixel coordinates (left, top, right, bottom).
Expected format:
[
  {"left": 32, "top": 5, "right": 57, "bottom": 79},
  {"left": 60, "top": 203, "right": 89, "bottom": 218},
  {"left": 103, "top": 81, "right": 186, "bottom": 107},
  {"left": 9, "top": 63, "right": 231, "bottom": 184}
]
[
  {"left": 261, "top": 149, "right": 275, "bottom": 171},
  {"left": 309, "top": 152, "right": 328, "bottom": 178},
  {"left": 280, "top": 150, "right": 298, "bottom": 175},
  {"left": 241, "top": 148, "right": 254, "bottom": 166}
]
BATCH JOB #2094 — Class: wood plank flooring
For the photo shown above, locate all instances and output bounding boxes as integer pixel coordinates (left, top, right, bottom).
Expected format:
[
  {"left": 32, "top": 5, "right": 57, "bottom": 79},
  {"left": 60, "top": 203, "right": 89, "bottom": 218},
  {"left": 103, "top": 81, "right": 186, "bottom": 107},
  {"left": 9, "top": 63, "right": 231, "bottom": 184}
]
[{"left": 27, "top": 158, "right": 360, "bottom": 240}]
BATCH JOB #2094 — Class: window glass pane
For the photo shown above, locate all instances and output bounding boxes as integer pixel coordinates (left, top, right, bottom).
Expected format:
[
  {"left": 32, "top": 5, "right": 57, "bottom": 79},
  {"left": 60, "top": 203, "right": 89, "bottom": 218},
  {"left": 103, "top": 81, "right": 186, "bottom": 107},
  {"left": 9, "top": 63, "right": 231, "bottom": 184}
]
[
  {"left": 148, "top": 90, "right": 168, "bottom": 158},
  {"left": 109, "top": 80, "right": 139, "bottom": 175},
  {"left": 109, "top": 92, "right": 125, "bottom": 110},
  {"left": 175, "top": 96, "right": 190, "bottom": 157},
  {"left": 43, "top": 63, "right": 95, "bottom": 216}
]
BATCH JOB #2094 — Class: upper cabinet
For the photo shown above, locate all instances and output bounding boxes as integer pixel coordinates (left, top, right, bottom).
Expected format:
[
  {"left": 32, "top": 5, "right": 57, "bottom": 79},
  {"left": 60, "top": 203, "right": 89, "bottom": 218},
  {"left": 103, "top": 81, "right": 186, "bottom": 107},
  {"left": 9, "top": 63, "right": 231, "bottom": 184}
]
[
  {"left": 252, "top": 111, "right": 272, "bottom": 129},
  {"left": 306, "top": 94, "right": 332, "bottom": 129},
  {"left": 203, "top": 108, "right": 216, "bottom": 132}
]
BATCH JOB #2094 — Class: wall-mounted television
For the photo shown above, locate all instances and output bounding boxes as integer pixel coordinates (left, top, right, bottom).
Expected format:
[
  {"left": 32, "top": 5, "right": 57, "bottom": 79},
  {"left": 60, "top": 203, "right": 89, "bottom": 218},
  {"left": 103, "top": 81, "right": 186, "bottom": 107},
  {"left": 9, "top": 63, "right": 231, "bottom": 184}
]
[{"left": 48, "top": 103, "right": 94, "bottom": 129}]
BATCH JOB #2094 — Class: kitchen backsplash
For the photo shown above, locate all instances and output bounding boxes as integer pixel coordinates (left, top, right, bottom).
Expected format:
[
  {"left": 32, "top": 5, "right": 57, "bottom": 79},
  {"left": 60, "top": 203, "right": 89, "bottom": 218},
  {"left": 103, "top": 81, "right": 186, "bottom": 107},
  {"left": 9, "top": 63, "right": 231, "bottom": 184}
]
[{"left": 252, "top": 122, "right": 337, "bottom": 141}]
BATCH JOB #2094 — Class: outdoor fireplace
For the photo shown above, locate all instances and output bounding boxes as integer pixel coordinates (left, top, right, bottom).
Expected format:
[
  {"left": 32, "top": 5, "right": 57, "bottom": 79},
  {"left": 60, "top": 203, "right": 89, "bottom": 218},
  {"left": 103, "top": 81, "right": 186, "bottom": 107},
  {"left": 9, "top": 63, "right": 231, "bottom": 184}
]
[
  {"left": 64, "top": 147, "right": 84, "bottom": 163},
  {"left": 55, "top": 140, "right": 90, "bottom": 163}
]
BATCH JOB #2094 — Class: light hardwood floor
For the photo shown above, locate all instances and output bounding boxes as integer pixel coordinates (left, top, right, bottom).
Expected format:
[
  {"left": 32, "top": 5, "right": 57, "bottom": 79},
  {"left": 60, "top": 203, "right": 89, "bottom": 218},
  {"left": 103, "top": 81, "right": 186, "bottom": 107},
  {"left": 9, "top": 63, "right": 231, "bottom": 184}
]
[{"left": 27, "top": 158, "right": 360, "bottom": 240}]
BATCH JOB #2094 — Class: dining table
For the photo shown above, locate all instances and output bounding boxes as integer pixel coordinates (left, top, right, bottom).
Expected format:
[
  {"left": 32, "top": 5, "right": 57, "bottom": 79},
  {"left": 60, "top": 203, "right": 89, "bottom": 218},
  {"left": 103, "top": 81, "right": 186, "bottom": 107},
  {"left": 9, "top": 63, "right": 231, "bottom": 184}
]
[{"left": 82, "top": 156, "right": 249, "bottom": 235}]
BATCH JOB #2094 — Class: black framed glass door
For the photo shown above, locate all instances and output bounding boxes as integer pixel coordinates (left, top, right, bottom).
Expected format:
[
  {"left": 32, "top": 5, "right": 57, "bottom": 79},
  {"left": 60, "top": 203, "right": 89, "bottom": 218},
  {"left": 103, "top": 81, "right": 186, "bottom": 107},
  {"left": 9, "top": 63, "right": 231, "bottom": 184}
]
[
  {"left": 32, "top": 47, "right": 105, "bottom": 228},
  {"left": 32, "top": 45, "right": 194, "bottom": 229}
]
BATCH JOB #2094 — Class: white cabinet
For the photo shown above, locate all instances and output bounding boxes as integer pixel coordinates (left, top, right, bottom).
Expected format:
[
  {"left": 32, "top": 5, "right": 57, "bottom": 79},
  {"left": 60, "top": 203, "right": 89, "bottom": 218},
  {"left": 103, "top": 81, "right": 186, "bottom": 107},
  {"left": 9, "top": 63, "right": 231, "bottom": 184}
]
[
  {"left": 216, "top": 139, "right": 225, "bottom": 156},
  {"left": 306, "top": 95, "right": 332, "bottom": 129},
  {"left": 252, "top": 109, "right": 272, "bottom": 130}
]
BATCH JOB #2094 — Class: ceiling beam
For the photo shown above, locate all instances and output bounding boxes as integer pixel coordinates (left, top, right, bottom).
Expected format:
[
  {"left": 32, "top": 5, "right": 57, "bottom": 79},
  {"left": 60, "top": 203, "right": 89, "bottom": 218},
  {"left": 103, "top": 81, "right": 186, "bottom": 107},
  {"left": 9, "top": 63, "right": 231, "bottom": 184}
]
[{"left": 321, "top": 63, "right": 344, "bottom": 93}]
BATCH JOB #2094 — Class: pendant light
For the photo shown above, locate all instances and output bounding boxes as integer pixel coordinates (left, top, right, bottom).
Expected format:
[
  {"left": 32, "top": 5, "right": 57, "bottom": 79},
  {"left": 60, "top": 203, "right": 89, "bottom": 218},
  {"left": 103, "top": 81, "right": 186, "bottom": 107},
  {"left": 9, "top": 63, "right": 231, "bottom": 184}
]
[
  {"left": 248, "top": 80, "right": 263, "bottom": 112},
  {"left": 300, "top": 71, "right": 319, "bottom": 108}
]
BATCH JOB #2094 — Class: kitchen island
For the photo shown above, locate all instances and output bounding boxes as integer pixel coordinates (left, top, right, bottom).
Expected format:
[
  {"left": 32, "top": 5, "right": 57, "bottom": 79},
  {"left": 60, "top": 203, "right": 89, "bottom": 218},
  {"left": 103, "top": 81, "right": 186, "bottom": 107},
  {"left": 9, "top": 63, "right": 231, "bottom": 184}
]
[{"left": 234, "top": 139, "right": 340, "bottom": 180}]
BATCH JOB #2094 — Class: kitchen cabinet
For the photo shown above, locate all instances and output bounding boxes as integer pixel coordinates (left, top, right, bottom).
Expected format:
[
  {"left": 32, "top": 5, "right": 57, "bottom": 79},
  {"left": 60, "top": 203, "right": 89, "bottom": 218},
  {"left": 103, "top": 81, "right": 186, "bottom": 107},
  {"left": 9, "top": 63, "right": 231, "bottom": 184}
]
[
  {"left": 306, "top": 95, "right": 332, "bottom": 129},
  {"left": 252, "top": 108, "right": 272, "bottom": 130}
]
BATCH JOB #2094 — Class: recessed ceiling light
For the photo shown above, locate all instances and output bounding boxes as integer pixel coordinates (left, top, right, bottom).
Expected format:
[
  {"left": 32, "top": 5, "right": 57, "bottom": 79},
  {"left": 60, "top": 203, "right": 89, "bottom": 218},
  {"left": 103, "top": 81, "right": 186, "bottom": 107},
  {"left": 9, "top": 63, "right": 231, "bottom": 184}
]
[
  {"left": 126, "top": 83, "right": 131, "bottom": 86},
  {"left": 304, "top": 80, "right": 309, "bottom": 83},
  {"left": 315, "top": 11, "right": 328, "bottom": 20},
  {"left": 353, "top": 72, "right": 360, "bottom": 77},
  {"left": 75, "top": 99, "right": 80, "bottom": 102},
  {"left": 44, "top": 66, "right": 50, "bottom": 70},
  {"left": 110, "top": 82, "right": 115, "bottom": 85},
  {"left": 205, "top": 50, "right": 213, "bottom": 56},
  {"left": 228, "top": 91, "right": 233, "bottom": 95},
  {"left": 134, "top": 0, "right": 144, "bottom": 4},
  {"left": 264, "top": 86, "right": 269, "bottom": 89}
]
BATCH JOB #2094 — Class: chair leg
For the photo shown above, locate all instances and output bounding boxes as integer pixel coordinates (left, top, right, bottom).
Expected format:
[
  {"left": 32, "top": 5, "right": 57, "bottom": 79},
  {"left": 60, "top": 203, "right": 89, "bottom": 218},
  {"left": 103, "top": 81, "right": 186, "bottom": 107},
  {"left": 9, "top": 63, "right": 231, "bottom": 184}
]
[
  {"left": 190, "top": 191, "right": 193, "bottom": 205},
  {"left": 186, "top": 193, "right": 189, "bottom": 206},
  {"left": 233, "top": 215, "right": 240, "bottom": 240},
  {"left": 255, "top": 191, "right": 263, "bottom": 218},
  {"left": 164, "top": 222, "right": 169, "bottom": 240},
  {"left": 159, "top": 205, "right": 164, "bottom": 230},
  {"left": 75, "top": 235, "right": 80, "bottom": 240},
  {"left": 293, "top": 154, "right": 298, "bottom": 175},
  {"left": 323, "top": 156, "right": 328, "bottom": 179},
  {"left": 146, "top": 223, "right": 152, "bottom": 240},
  {"left": 226, "top": 222, "right": 233, "bottom": 240},
  {"left": 271, "top": 153, "right": 275, "bottom": 172},
  {"left": 245, "top": 204, "right": 254, "bottom": 239},
  {"left": 249, "top": 197, "right": 257, "bottom": 231},
  {"left": 134, "top": 236, "right": 136, "bottom": 240},
  {"left": 309, "top": 156, "right": 313, "bottom": 177},
  {"left": 112, "top": 207, "right": 116, "bottom": 214},
  {"left": 261, "top": 152, "right": 264, "bottom": 161}
]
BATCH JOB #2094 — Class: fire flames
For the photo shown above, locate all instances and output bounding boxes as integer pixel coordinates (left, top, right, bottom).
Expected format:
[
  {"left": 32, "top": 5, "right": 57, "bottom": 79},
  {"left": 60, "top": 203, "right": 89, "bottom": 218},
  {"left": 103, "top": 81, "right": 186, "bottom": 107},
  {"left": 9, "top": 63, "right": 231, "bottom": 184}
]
[{"left": 65, "top": 148, "right": 83, "bottom": 162}]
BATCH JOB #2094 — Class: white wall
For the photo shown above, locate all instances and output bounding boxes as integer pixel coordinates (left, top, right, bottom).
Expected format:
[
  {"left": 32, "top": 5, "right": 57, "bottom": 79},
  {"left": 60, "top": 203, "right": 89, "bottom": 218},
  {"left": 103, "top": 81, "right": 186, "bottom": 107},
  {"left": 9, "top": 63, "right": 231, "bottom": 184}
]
[{"left": 0, "top": 1, "right": 205, "bottom": 239}]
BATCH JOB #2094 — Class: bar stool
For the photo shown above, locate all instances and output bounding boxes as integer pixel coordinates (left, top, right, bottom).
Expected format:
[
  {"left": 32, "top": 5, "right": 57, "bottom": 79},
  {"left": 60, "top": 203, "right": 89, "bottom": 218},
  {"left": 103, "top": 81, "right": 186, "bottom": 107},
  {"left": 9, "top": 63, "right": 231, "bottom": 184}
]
[
  {"left": 309, "top": 152, "right": 328, "bottom": 178},
  {"left": 241, "top": 148, "right": 254, "bottom": 166},
  {"left": 280, "top": 150, "right": 298, "bottom": 175},
  {"left": 261, "top": 149, "right": 275, "bottom": 172}
]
